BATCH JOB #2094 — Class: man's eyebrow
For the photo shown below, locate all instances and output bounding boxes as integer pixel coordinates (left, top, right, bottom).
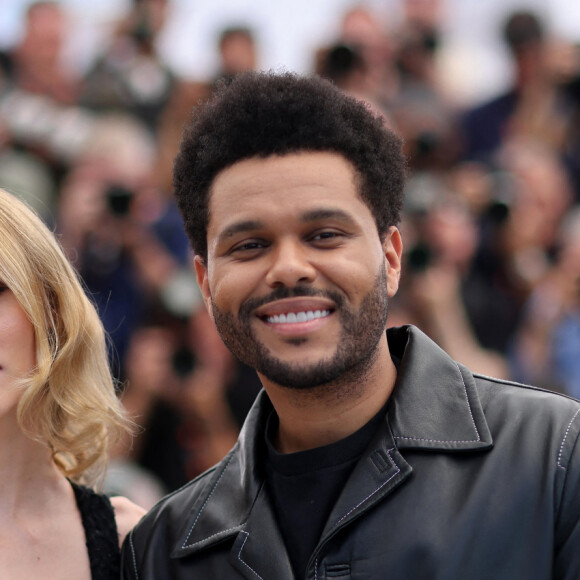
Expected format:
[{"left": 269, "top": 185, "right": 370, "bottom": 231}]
[
  {"left": 217, "top": 219, "right": 264, "bottom": 244},
  {"left": 300, "top": 208, "right": 358, "bottom": 226}
]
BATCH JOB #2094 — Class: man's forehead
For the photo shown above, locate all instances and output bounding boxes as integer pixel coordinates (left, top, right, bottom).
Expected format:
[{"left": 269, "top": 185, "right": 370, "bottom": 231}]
[
  {"left": 209, "top": 152, "right": 359, "bottom": 204},
  {"left": 207, "top": 151, "right": 360, "bottom": 203}
]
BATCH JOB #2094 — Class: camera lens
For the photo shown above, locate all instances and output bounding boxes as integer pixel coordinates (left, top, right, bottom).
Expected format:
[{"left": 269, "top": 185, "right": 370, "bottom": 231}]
[{"left": 105, "top": 184, "right": 134, "bottom": 216}]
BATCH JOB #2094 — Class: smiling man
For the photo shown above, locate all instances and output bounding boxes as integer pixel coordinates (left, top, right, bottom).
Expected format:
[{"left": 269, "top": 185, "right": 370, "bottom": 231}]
[{"left": 122, "top": 72, "right": 580, "bottom": 580}]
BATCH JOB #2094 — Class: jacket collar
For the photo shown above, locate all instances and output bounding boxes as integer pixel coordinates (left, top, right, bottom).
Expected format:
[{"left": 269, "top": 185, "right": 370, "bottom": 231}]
[
  {"left": 387, "top": 325, "right": 493, "bottom": 451},
  {"left": 171, "top": 325, "right": 493, "bottom": 567}
]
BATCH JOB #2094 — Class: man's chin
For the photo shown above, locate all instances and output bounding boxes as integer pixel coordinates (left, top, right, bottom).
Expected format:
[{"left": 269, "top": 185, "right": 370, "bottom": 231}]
[{"left": 256, "top": 358, "right": 344, "bottom": 391}]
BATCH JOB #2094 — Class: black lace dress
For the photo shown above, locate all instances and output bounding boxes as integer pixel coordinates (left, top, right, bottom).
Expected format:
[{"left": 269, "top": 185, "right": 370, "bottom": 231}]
[{"left": 71, "top": 482, "right": 120, "bottom": 580}]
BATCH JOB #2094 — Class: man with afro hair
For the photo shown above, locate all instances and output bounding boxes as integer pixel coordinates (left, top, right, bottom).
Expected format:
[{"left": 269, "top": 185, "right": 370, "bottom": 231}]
[{"left": 123, "top": 71, "right": 580, "bottom": 580}]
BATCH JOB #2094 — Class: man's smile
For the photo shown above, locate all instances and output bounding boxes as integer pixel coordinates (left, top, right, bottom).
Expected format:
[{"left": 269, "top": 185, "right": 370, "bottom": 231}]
[
  {"left": 253, "top": 297, "right": 336, "bottom": 335},
  {"left": 255, "top": 297, "right": 335, "bottom": 321}
]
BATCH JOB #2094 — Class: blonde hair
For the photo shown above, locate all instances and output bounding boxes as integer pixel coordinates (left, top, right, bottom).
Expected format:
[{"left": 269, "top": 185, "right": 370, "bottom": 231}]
[{"left": 0, "top": 188, "right": 130, "bottom": 487}]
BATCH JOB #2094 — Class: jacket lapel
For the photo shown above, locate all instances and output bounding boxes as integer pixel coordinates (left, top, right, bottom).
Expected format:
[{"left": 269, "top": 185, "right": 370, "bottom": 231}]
[
  {"left": 228, "top": 485, "right": 295, "bottom": 579},
  {"left": 170, "top": 393, "right": 269, "bottom": 556},
  {"left": 318, "top": 417, "right": 412, "bottom": 549}
]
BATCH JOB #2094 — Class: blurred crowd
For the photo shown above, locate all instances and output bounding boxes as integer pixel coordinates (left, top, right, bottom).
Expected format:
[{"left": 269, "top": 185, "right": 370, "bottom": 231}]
[{"left": 1, "top": 0, "right": 580, "bottom": 505}]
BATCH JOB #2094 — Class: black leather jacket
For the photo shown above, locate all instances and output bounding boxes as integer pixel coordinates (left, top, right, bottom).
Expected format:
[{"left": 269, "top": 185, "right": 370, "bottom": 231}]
[{"left": 122, "top": 326, "right": 580, "bottom": 579}]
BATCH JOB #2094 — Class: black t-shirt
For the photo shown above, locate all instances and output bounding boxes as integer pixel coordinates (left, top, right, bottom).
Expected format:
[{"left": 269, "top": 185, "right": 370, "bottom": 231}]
[{"left": 264, "top": 401, "right": 389, "bottom": 578}]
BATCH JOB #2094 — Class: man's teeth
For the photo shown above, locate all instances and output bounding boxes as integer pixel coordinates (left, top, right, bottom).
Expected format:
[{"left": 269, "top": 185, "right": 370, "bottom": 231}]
[{"left": 267, "top": 310, "right": 330, "bottom": 324}]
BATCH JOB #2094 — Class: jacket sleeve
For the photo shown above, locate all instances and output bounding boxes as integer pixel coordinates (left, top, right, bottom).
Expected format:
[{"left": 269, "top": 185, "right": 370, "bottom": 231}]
[{"left": 553, "top": 408, "right": 580, "bottom": 580}]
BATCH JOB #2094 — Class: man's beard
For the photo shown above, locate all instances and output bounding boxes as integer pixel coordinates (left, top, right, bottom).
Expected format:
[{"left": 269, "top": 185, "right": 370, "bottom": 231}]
[{"left": 210, "top": 262, "right": 389, "bottom": 390}]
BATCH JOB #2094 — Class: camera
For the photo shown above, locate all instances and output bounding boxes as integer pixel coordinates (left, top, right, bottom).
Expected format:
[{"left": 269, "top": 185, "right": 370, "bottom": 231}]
[
  {"left": 171, "top": 345, "right": 195, "bottom": 379},
  {"left": 105, "top": 184, "right": 134, "bottom": 217},
  {"left": 406, "top": 242, "right": 433, "bottom": 272}
]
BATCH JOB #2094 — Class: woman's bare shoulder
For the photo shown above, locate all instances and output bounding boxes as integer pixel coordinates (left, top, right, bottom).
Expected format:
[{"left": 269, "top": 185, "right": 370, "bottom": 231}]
[{"left": 110, "top": 496, "right": 147, "bottom": 547}]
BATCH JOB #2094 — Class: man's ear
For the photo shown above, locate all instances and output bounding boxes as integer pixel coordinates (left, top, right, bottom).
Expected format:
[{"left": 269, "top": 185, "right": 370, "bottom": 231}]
[
  {"left": 194, "top": 254, "right": 214, "bottom": 321},
  {"left": 383, "top": 226, "right": 403, "bottom": 298}
]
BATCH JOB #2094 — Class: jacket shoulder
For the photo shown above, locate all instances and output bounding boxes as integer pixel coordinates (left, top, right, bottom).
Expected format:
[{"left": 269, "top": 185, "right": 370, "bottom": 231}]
[
  {"left": 474, "top": 372, "right": 580, "bottom": 413},
  {"left": 473, "top": 373, "right": 580, "bottom": 465}
]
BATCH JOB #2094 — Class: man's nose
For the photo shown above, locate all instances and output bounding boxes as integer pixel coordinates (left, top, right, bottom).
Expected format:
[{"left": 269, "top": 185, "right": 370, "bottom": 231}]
[{"left": 264, "top": 239, "right": 317, "bottom": 288}]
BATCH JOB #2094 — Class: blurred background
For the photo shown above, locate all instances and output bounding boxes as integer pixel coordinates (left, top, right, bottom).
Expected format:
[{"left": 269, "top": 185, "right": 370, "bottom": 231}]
[{"left": 1, "top": 0, "right": 579, "bottom": 505}]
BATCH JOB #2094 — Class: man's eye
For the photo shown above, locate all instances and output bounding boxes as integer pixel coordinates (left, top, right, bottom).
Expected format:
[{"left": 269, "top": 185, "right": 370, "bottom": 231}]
[
  {"left": 311, "top": 231, "right": 343, "bottom": 242},
  {"left": 232, "top": 241, "right": 266, "bottom": 253}
]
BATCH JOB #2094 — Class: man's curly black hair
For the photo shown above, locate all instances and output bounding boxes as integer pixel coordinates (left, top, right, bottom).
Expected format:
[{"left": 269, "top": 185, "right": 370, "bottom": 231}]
[{"left": 173, "top": 70, "right": 406, "bottom": 261}]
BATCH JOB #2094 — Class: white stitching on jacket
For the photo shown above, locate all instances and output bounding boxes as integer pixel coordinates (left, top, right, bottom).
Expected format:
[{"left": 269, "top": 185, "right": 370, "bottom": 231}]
[
  {"left": 182, "top": 453, "right": 235, "bottom": 548},
  {"left": 558, "top": 408, "right": 580, "bottom": 469},
  {"left": 335, "top": 448, "right": 400, "bottom": 526},
  {"left": 394, "top": 435, "right": 481, "bottom": 444},
  {"left": 187, "top": 525, "right": 243, "bottom": 546},
  {"left": 237, "top": 531, "right": 264, "bottom": 579},
  {"left": 394, "top": 362, "right": 481, "bottom": 444},
  {"left": 457, "top": 361, "right": 481, "bottom": 441}
]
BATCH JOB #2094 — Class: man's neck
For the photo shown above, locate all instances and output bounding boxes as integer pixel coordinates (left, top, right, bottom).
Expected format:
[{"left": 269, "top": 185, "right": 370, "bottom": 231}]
[{"left": 260, "top": 339, "right": 397, "bottom": 454}]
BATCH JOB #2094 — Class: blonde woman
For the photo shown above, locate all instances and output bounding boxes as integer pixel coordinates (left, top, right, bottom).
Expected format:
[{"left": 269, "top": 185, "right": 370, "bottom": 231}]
[{"left": 0, "top": 188, "right": 145, "bottom": 579}]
